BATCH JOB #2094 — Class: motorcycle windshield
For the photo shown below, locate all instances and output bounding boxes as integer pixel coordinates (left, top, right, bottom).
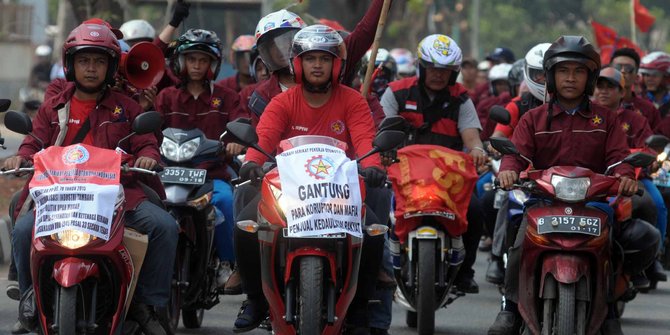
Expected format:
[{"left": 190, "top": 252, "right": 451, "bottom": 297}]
[{"left": 279, "top": 135, "right": 348, "bottom": 153}]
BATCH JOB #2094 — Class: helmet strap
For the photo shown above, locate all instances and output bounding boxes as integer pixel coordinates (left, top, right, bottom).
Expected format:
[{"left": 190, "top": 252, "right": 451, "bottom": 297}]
[
  {"left": 302, "top": 74, "right": 332, "bottom": 93},
  {"left": 74, "top": 80, "right": 107, "bottom": 94}
]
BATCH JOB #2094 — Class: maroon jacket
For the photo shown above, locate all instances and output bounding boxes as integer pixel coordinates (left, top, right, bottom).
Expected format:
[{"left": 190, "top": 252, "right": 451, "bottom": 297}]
[
  {"left": 476, "top": 92, "right": 512, "bottom": 141},
  {"left": 500, "top": 101, "right": 634, "bottom": 178},
  {"left": 621, "top": 92, "right": 660, "bottom": 129},
  {"left": 155, "top": 83, "right": 248, "bottom": 180},
  {"left": 616, "top": 106, "right": 653, "bottom": 149},
  {"left": 239, "top": 82, "right": 259, "bottom": 118},
  {"left": 653, "top": 115, "right": 670, "bottom": 138},
  {"left": 250, "top": 0, "right": 386, "bottom": 120},
  {"left": 217, "top": 74, "right": 242, "bottom": 93},
  {"left": 14, "top": 86, "right": 161, "bottom": 219}
]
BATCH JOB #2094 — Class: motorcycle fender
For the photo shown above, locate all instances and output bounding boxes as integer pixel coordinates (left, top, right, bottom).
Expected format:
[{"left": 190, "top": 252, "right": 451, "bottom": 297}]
[
  {"left": 408, "top": 227, "right": 446, "bottom": 262},
  {"left": 540, "top": 254, "right": 589, "bottom": 288},
  {"left": 53, "top": 257, "right": 99, "bottom": 288}
]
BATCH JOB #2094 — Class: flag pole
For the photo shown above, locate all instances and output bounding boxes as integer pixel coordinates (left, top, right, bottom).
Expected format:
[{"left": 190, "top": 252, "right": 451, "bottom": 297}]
[
  {"left": 630, "top": 0, "right": 637, "bottom": 44},
  {"left": 361, "top": 0, "right": 392, "bottom": 98}
]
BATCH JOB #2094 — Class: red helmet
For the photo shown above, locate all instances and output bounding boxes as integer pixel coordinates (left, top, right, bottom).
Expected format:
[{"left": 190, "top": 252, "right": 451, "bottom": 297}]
[
  {"left": 290, "top": 25, "right": 346, "bottom": 91},
  {"left": 62, "top": 23, "right": 121, "bottom": 85},
  {"left": 639, "top": 51, "right": 670, "bottom": 76}
]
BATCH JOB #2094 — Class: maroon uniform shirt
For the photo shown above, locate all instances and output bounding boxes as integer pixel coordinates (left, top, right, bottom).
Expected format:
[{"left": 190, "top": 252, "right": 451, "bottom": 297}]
[
  {"left": 217, "top": 74, "right": 242, "bottom": 93},
  {"left": 616, "top": 106, "right": 653, "bottom": 149},
  {"left": 476, "top": 91, "right": 512, "bottom": 141},
  {"left": 500, "top": 101, "right": 634, "bottom": 178},
  {"left": 155, "top": 83, "right": 248, "bottom": 180},
  {"left": 622, "top": 92, "right": 660, "bottom": 129}
]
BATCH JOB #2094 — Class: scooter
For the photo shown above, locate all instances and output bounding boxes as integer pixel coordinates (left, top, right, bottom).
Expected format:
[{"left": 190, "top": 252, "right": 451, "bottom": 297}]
[
  {"left": 3, "top": 110, "right": 164, "bottom": 334},
  {"left": 490, "top": 137, "right": 655, "bottom": 335},
  {"left": 226, "top": 119, "right": 405, "bottom": 334},
  {"left": 387, "top": 144, "right": 478, "bottom": 335},
  {"left": 159, "top": 127, "right": 222, "bottom": 330}
]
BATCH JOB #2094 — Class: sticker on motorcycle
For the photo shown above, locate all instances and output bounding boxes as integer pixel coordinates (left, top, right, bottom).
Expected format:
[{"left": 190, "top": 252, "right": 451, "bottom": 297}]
[
  {"left": 276, "top": 143, "right": 363, "bottom": 238},
  {"left": 29, "top": 144, "right": 121, "bottom": 241}
]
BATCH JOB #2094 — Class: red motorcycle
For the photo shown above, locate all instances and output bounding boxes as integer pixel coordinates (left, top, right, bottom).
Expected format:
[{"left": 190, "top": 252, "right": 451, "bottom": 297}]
[
  {"left": 490, "top": 137, "right": 655, "bottom": 335},
  {"left": 226, "top": 119, "right": 404, "bottom": 334},
  {"left": 4, "top": 110, "right": 165, "bottom": 334},
  {"left": 386, "top": 144, "right": 478, "bottom": 335}
]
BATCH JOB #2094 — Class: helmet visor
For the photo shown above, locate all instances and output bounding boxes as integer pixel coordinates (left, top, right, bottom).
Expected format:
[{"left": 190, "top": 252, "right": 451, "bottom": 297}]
[
  {"left": 258, "top": 30, "right": 298, "bottom": 72},
  {"left": 527, "top": 68, "right": 546, "bottom": 84}
]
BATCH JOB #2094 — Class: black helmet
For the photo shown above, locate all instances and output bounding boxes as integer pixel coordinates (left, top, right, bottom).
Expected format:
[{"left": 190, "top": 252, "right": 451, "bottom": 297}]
[
  {"left": 543, "top": 35, "right": 601, "bottom": 96},
  {"left": 171, "top": 29, "right": 223, "bottom": 80}
]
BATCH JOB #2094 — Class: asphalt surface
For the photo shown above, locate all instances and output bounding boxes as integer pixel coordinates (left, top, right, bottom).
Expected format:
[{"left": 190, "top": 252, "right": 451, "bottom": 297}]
[{"left": 0, "top": 249, "right": 667, "bottom": 334}]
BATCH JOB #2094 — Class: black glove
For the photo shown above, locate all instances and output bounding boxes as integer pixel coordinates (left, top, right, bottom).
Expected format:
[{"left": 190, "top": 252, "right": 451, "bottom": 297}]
[
  {"left": 239, "top": 161, "right": 263, "bottom": 182},
  {"left": 169, "top": 0, "right": 191, "bottom": 27},
  {"left": 362, "top": 166, "right": 387, "bottom": 188}
]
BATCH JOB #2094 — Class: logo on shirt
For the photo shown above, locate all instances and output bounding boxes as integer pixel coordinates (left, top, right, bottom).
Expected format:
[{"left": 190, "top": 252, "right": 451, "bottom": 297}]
[
  {"left": 304, "top": 155, "right": 334, "bottom": 180},
  {"left": 405, "top": 101, "right": 418, "bottom": 111},
  {"left": 113, "top": 106, "right": 123, "bottom": 117},
  {"left": 62, "top": 145, "right": 90, "bottom": 165},
  {"left": 211, "top": 97, "right": 222, "bottom": 108},
  {"left": 591, "top": 115, "right": 603, "bottom": 126},
  {"left": 293, "top": 125, "right": 309, "bottom": 132},
  {"left": 621, "top": 122, "right": 630, "bottom": 133},
  {"left": 68, "top": 118, "right": 80, "bottom": 125},
  {"left": 331, "top": 120, "right": 345, "bottom": 135}
]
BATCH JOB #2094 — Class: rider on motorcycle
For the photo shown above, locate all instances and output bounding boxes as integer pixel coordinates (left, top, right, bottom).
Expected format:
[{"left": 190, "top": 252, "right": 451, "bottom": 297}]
[
  {"left": 233, "top": 24, "right": 388, "bottom": 333},
  {"left": 380, "top": 34, "right": 487, "bottom": 294},
  {"left": 6, "top": 22, "right": 178, "bottom": 335},
  {"left": 218, "top": 35, "right": 257, "bottom": 92},
  {"left": 247, "top": 0, "right": 389, "bottom": 121},
  {"left": 155, "top": 28, "right": 248, "bottom": 293},
  {"left": 488, "top": 35, "right": 661, "bottom": 335},
  {"left": 610, "top": 48, "right": 660, "bottom": 127}
]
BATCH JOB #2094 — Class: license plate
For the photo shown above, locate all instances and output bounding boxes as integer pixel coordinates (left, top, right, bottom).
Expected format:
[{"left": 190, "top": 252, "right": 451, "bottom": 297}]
[
  {"left": 282, "top": 228, "right": 346, "bottom": 239},
  {"left": 537, "top": 215, "right": 601, "bottom": 236},
  {"left": 159, "top": 167, "right": 207, "bottom": 185}
]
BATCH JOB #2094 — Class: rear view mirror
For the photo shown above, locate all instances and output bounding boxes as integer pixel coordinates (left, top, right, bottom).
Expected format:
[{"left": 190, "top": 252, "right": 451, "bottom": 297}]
[
  {"left": 4, "top": 111, "right": 32, "bottom": 135},
  {"left": 645, "top": 135, "right": 670, "bottom": 153},
  {"left": 132, "top": 111, "right": 162, "bottom": 135},
  {"left": 489, "top": 105, "right": 511, "bottom": 126},
  {"left": 623, "top": 152, "right": 656, "bottom": 168},
  {"left": 226, "top": 118, "right": 258, "bottom": 146},
  {"left": 489, "top": 137, "right": 518, "bottom": 155},
  {"left": 0, "top": 99, "right": 10, "bottom": 113},
  {"left": 373, "top": 130, "right": 406, "bottom": 151},
  {"left": 378, "top": 116, "right": 408, "bottom": 132}
]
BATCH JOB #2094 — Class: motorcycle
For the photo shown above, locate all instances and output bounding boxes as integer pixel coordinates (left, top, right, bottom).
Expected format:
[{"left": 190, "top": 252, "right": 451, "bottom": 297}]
[
  {"left": 387, "top": 143, "right": 478, "bottom": 335},
  {"left": 490, "top": 137, "right": 655, "bottom": 335},
  {"left": 2, "top": 110, "right": 165, "bottom": 334},
  {"left": 226, "top": 119, "right": 405, "bottom": 334},
  {"left": 158, "top": 127, "right": 222, "bottom": 330}
]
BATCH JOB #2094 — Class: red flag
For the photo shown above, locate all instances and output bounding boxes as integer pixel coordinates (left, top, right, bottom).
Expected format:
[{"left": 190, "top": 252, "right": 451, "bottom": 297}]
[
  {"left": 318, "top": 18, "right": 346, "bottom": 31},
  {"left": 591, "top": 20, "right": 618, "bottom": 47},
  {"left": 387, "top": 145, "right": 478, "bottom": 243},
  {"left": 634, "top": 0, "right": 655, "bottom": 33}
]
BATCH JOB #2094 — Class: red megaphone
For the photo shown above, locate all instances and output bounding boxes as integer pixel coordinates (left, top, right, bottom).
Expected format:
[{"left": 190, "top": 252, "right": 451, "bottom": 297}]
[{"left": 119, "top": 42, "right": 166, "bottom": 89}]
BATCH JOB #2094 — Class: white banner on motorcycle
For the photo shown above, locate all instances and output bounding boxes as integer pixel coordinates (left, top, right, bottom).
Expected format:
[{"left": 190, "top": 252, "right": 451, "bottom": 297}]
[
  {"left": 29, "top": 144, "right": 121, "bottom": 241},
  {"left": 276, "top": 143, "right": 363, "bottom": 238}
]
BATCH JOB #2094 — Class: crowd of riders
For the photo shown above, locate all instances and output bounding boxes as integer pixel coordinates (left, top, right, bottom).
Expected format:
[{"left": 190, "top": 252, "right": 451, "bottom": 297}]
[{"left": 4, "top": 0, "right": 670, "bottom": 334}]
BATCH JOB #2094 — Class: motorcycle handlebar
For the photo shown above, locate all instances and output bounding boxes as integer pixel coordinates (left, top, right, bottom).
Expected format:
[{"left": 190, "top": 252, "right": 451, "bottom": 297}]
[{"left": 0, "top": 167, "right": 35, "bottom": 175}]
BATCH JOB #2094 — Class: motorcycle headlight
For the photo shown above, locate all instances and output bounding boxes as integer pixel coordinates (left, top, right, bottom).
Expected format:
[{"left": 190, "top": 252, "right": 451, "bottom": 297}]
[
  {"left": 52, "top": 229, "right": 96, "bottom": 249},
  {"left": 160, "top": 138, "right": 200, "bottom": 162},
  {"left": 551, "top": 175, "right": 590, "bottom": 202},
  {"left": 510, "top": 189, "right": 529, "bottom": 204}
]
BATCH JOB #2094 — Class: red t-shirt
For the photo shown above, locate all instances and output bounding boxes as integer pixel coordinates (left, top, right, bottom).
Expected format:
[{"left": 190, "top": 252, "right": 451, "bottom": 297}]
[
  {"left": 63, "top": 96, "right": 95, "bottom": 145},
  {"left": 246, "top": 84, "right": 381, "bottom": 168}
]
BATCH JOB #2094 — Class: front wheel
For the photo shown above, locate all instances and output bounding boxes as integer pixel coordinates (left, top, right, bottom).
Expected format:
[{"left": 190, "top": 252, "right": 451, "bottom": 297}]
[
  {"left": 57, "top": 285, "right": 77, "bottom": 334},
  {"left": 555, "top": 283, "right": 576, "bottom": 335},
  {"left": 182, "top": 308, "right": 204, "bottom": 329},
  {"left": 298, "top": 256, "right": 324, "bottom": 335},
  {"left": 417, "top": 239, "right": 436, "bottom": 335}
]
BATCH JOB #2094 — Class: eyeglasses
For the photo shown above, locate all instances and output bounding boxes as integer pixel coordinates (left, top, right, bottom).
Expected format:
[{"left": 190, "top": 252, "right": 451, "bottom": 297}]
[{"left": 612, "top": 63, "right": 636, "bottom": 74}]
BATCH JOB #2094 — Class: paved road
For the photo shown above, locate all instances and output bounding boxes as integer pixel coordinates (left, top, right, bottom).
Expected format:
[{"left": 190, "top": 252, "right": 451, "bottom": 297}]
[{"left": 0, "top": 250, "right": 667, "bottom": 334}]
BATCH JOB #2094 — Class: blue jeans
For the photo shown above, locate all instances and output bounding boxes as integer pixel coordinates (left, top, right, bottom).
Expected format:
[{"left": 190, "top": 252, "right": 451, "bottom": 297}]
[
  {"left": 641, "top": 178, "right": 667, "bottom": 252},
  {"left": 12, "top": 201, "right": 178, "bottom": 306},
  {"left": 369, "top": 236, "right": 393, "bottom": 330},
  {"left": 212, "top": 179, "right": 235, "bottom": 262}
]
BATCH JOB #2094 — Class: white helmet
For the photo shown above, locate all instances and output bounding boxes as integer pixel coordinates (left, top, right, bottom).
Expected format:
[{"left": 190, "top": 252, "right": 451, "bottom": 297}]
[
  {"left": 488, "top": 63, "right": 513, "bottom": 96},
  {"left": 254, "top": 9, "right": 306, "bottom": 72},
  {"left": 524, "top": 43, "right": 551, "bottom": 101},
  {"left": 35, "top": 45, "right": 52, "bottom": 57},
  {"left": 417, "top": 34, "right": 462, "bottom": 85},
  {"left": 119, "top": 19, "right": 155, "bottom": 43},
  {"left": 390, "top": 48, "right": 416, "bottom": 77}
]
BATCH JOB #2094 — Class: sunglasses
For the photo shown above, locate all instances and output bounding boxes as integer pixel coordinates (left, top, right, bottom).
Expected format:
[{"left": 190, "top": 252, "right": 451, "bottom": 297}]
[{"left": 612, "top": 63, "right": 636, "bottom": 74}]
